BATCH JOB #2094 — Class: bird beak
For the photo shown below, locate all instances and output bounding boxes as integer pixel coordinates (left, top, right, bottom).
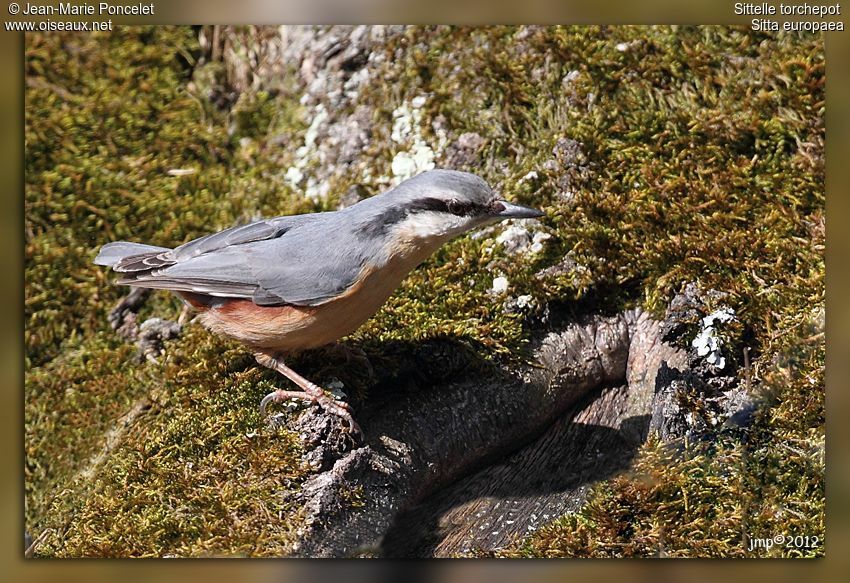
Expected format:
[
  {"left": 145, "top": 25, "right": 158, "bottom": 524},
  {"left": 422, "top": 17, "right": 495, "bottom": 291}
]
[{"left": 495, "top": 200, "right": 545, "bottom": 219}]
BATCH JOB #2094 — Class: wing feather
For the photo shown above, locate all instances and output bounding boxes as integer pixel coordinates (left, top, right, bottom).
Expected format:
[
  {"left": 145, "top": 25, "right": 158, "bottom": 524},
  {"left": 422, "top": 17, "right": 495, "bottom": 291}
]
[{"left": 101, "top": 211, "right": 370, "bottom": 307}]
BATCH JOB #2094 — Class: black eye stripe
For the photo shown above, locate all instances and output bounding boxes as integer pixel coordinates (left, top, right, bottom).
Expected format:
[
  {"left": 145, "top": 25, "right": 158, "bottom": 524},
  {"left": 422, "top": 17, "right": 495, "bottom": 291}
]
[
  {"left": 361, "top": 196, "right": 491, "bottom": 239},
  {"left": 407, "top": 197, "right": 450, "bottom": 214},
  {"left": 408, "top": 197, "right": 479, "bottom": 216}
]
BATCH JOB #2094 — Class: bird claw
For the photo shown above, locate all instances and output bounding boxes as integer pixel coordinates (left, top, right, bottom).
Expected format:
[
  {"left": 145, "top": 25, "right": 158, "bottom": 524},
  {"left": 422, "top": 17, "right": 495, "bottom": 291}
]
[
  {"left": 342, "top": 416, "right": 364, "bottom": 442},
  {"left": 259, "top": 391, "right": 280, "bottom": 418},
  {"left": 260, "top": 388, "right": 363, "bottom": 440}
]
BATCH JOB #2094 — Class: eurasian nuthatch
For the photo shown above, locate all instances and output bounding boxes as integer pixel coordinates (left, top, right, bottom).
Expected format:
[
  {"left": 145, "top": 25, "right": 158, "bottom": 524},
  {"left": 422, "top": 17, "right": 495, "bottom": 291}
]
[{"left": 95, "top": 169, "right": 544, "bottom": 436}]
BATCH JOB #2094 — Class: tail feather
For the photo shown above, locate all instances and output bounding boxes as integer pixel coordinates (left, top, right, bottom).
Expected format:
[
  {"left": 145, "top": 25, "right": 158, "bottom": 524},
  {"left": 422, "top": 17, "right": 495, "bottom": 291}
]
[{"left": 94, "top": 241, "right": 171, "bottom": 268}]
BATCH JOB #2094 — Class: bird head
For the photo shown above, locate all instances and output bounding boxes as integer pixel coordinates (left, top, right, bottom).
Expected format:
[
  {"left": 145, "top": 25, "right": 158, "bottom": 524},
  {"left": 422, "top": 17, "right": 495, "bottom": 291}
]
[{"left": 361, "top": 169, "right": 544, "bottom": 244}]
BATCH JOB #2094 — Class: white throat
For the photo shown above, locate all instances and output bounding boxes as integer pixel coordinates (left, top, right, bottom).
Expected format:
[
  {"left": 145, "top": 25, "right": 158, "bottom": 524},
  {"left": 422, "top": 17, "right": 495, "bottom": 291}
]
[{"left": 394, "top": 210, "right": 472, "bottom": 242}]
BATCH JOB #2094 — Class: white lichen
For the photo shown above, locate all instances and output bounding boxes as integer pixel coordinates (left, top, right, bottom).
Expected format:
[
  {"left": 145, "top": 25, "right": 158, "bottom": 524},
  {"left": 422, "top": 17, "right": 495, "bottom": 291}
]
[
  {"left": 343, "top": 68, "right": 370, "bottom": 100},
  {"left": 285, "top": 166, "right": 304, "bottom": 185},
  {"left": 691, "top": 307, "right": 736, "bottom": 370},
  {"left": 563, "top": 69, "right": 580, "bottom": 84},
  {"left": 410, "top": 95, "right": 427, "bottom": 109},
  {"left": 303, "top": 176, "right": 330, "bottom": 201},
  {"left": 519, "top": 170, "right": 538, "bottom": 183},
  {"left": 391, "top": 143, "right": 435, "bottom": 180},
  {"left": 530, "top": 231, "right": 552, "bottom": 254},
  {"left": 285, "top": 103, "right": 329, "bottom": 192},
  {"left": 495, "top": 221, "right": 552, "bottom": 256},
  {"left": 490, "top": 275, "right": 509, "bottom": 294},
  {"left": 388, "top": 96, "right": 438, "bottom": 182},
  {"left": 303, "top": 103, "right": 328, "bottom": 149},
  {"left": 391, "top": 102, "right": 417, "bottom": 143},
  {"left": 515, "top": 294, "right": 534, "bottom": 309}
]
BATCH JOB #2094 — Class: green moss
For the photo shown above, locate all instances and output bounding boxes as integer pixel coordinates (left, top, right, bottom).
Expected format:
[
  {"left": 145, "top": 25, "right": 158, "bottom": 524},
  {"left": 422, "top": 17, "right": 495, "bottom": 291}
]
[
  {"left": 26, "top": 26, "right": 313, "bottom": 557},
  {"left": 29, "top": 327, "right": 310, "bottom": 557},
  {"left": 26, "top": 26, "right": 823, "bottom": 557},
  {"left": 501, "top": 435, "right": 751, "bottom": 558}
]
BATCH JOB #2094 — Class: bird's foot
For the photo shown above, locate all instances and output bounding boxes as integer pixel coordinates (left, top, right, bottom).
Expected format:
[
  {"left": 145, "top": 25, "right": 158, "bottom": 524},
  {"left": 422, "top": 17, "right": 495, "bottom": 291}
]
[
  {"left": 255, "top": 351, "right": 364, "bottom": 440},
  {"left": 260, "top": 388, "right": 362, "bottom": 438}
]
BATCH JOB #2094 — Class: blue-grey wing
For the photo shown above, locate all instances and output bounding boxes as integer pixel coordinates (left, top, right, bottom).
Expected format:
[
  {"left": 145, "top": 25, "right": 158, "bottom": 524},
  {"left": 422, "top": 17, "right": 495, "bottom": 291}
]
[
  {"left": 168, "top": 215, "right": 319, "bottom": 260},
  {"left": 106, "top": 214, "right": 316, "bottom": 272},
  {"left": 248, "top": 232, "right": 366, "bottom": 305},
  {"left": 107, "top": 213, "right": 366, "bottom": 306}
]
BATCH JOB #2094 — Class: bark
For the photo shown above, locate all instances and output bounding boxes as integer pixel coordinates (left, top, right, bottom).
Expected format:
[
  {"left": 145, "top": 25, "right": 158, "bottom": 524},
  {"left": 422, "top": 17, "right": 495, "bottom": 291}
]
[{"left": 289, "top": 308, "right": 687, "bottom": 557}]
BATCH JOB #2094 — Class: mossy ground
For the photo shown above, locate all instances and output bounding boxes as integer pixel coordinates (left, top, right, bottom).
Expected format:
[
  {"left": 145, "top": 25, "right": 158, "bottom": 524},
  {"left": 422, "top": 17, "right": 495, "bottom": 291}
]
[
  {"left": 25, "top": 27, "right": 313, "bottom": 557},
  {"left": 25, "top": 26, "right": 823, "bottom": 557}
]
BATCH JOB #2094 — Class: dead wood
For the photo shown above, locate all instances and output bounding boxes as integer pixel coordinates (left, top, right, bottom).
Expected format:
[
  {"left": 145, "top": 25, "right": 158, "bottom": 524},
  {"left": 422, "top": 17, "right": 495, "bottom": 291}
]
[{"left": 289, "top": 308, "right": 687, "bottom": 557}]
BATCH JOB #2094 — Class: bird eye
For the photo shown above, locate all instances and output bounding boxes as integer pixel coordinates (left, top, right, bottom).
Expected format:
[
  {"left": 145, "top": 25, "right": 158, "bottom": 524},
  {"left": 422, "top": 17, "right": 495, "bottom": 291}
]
[{"left": 447, "top": 199, "right": 464, "bottom": 215}]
